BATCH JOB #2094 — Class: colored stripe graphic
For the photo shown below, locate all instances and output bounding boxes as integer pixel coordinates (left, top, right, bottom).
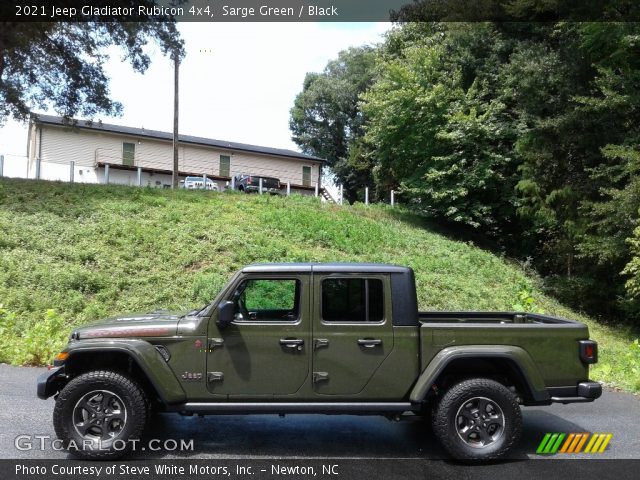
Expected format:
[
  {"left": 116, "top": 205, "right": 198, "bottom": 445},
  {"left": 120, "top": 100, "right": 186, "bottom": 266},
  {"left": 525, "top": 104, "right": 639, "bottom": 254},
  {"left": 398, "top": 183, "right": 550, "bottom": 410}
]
[
  {"left": 550, "top": 433, "right": 565, "bottom": 453},
  {"left": 567, "top": 433, "right": 586, "bottom": 453},
  {"left": 536, "top": 433, "right": 565, "bottom": 454},
  {"left": 559, "top": 433, "right": 575, "bottom": 453},
  {"left": 598, "top": 434, "right": 613, "bottom": 453},
  {"left": 537, "top": 433, "right": 612, "bottom": 454},
  {"left": 536, "top": 433, "right": 552, "bottom": 454},
  {"left": 584, "top": 434, "right": 598, "bottom": 453},
  {"left": 574, "top": 433, "right": 589, "bottom": 453},
  {"left": 585, "top": 433, "right": 613, "bottom": 453}
]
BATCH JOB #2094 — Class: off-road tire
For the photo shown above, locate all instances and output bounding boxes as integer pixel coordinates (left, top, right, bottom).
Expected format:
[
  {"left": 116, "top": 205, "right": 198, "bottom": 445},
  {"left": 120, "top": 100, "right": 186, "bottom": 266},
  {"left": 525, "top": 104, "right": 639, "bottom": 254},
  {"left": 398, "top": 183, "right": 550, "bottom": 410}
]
[
  {"left": 432, "top": 378, "right": 522, "bottom": 462},
  {"left": 53, "top": 370, "right": 148, "bottom": 459}
]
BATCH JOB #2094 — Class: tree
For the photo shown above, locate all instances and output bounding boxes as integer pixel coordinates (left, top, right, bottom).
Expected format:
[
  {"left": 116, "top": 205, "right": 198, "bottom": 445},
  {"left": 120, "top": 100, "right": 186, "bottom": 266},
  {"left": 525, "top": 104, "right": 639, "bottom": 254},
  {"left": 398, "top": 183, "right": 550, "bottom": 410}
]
[
  {"left": 513, "top": 22, "right": 640, "bottom": 316},
  {"left": 289, "top": 46, "right": 377, "bottom": 202},
  {"left": 0, "top": 11, "right": 184, "bottom": 124},
  {"left": 362, "top": 24, "right": 522, "bottom": 240},
  {"left": 361, "top": 44, "right": 456, "bottom": 197},
  {"left": 624, "top": 222, "right": 640, "bottom": 302}
]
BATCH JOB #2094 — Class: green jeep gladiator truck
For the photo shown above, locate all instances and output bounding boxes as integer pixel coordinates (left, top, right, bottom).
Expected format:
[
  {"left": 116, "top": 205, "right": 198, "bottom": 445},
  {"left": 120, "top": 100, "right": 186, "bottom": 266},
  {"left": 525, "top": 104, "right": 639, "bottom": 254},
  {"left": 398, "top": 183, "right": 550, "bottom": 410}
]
[{"left": 37, "top": 263, "right": 601, "bottom": 461}]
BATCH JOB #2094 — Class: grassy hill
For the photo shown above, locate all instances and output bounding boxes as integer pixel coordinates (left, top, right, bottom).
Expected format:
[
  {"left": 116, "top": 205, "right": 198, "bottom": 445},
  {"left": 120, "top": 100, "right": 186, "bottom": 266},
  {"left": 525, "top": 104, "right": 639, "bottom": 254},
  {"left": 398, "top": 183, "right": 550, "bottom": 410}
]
[{"left": 0, "top": 178, "right": 638, "bottom": 391}]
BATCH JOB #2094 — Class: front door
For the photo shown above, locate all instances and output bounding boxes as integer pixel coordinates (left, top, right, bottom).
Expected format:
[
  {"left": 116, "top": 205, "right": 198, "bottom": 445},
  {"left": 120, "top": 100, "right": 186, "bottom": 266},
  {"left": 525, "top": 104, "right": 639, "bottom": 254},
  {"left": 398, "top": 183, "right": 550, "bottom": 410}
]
[
  {"left": 206, "top": 274, "right": 310, "bottom": 396},
  {"left": 312, "top": 274, "right": 394, "bottom": 395}
]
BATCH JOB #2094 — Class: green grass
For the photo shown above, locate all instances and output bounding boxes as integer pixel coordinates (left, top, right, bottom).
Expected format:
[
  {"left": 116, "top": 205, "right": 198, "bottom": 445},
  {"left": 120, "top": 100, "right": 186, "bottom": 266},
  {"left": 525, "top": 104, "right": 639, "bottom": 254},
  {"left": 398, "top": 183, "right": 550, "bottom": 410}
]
[{"left": 0, "top": 178, "right": 638, "bottom": 391}]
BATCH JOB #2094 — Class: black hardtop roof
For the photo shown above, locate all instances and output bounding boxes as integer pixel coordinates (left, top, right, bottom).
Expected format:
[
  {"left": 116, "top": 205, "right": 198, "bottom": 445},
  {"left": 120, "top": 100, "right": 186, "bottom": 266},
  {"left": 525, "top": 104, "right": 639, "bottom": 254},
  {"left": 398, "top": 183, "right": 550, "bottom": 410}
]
[{"left": 242, "top": 263, "right": 411, "bottom": 274}]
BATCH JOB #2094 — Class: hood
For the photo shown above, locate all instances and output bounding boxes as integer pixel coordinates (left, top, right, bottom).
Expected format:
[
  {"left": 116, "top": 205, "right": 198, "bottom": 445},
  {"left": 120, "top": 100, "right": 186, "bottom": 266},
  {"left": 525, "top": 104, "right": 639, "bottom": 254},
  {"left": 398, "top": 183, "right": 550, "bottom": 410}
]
[{"left": 72, "top": 310, "right": 187, "bottom": 340}]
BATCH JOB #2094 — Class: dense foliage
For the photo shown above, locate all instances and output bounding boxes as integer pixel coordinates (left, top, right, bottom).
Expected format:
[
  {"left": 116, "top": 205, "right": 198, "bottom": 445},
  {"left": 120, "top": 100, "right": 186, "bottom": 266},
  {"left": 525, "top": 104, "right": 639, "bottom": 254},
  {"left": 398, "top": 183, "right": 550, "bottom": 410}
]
[
  {"left": 0, "top": 5, "right": 184, "bottom": 124},
  {"left": 290, "top": 21, "right": 640, "bottom": 323}
]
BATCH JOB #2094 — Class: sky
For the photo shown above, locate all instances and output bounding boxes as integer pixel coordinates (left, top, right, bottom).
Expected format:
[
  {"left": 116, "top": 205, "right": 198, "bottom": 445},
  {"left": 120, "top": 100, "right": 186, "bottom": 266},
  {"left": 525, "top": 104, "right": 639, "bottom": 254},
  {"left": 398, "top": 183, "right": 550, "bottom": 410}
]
[{"left": 0, "top": 22, "right": 391, "bottom": 162}]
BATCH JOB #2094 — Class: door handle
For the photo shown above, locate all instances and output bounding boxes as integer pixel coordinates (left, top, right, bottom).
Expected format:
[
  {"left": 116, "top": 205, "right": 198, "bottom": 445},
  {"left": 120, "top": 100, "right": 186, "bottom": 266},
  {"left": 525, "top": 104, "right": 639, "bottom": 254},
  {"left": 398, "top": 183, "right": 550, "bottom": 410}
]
[
  {"left": 279, "top": 338, "right": 304, "bottom": 350},
  {"left": 313, "top": 371, "right": 329, "bottom": 383},
  {"left": 358, "top": 338, "right": 382, "bottom": 348},
  {"left": 208, "top": 338, "right": 224, "bottom": 350},
  {"left": 207, "top": 372, "right": 224, "bottom": 383}
]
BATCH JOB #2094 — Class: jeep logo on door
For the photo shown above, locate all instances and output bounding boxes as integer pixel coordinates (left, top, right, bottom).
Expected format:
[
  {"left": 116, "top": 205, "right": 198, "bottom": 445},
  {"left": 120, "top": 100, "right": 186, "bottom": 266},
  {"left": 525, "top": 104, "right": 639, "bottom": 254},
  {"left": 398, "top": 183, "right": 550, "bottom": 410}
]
[{"left": 181, "top": 371, "right": 203, "bottom": 381}]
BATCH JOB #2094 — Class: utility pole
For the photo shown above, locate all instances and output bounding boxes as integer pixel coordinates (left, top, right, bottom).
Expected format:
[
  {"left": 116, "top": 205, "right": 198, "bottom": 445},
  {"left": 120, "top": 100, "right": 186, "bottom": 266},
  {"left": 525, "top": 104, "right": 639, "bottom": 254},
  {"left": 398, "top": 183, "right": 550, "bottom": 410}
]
[{"left": 172, "top": 51, "right": 180, "bottom": 189}]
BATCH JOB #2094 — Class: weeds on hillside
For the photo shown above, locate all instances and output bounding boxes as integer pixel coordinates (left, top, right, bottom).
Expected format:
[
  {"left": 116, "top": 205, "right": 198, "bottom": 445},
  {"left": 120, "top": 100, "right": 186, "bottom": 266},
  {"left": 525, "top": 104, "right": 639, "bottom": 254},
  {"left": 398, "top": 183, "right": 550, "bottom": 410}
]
[
  {"left": 0, "top": 305, "right": 68, "bottom": 365},
  {"left": 512, "top": 283, "right": 545, "bottom": 314}
]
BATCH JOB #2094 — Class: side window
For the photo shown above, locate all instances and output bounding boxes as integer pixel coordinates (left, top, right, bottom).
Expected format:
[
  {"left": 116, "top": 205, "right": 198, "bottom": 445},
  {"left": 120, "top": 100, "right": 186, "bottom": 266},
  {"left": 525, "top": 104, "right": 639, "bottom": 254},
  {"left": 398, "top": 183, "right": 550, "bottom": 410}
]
[
  {"left": 219, "top": 155, "right": 231, "bottom": 177},
  {"left": 123, "top": 142, "right": 135, "bottom": 166},
  {"left": 234, "top": 278, "right": 300, "bottom": 322},
  {"left": 322, "top": 278, "right": 384, "bottom": 323}
]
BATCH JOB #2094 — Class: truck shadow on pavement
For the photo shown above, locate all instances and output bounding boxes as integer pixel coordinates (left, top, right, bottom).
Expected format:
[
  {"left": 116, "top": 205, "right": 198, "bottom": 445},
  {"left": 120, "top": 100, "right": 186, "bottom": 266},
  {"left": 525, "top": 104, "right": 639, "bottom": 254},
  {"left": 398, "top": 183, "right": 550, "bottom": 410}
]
[{"left": 132, "top": 409, "right": 587, "bottom": 460}]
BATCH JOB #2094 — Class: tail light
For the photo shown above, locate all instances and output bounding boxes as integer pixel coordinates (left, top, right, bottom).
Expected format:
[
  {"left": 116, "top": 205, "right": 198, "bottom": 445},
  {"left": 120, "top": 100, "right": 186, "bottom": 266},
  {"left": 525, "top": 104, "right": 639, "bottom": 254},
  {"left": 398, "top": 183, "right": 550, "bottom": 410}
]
[{"left": 579, "top": 340, "right": 598, "bottom": 364}]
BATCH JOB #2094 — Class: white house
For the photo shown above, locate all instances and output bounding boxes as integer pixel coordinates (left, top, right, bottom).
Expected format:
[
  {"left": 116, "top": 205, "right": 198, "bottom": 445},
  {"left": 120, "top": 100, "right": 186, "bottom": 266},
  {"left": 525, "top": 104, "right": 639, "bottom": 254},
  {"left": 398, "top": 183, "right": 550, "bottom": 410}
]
[{"left": 25, "top": 114, "right": 324, "bottom": 194}]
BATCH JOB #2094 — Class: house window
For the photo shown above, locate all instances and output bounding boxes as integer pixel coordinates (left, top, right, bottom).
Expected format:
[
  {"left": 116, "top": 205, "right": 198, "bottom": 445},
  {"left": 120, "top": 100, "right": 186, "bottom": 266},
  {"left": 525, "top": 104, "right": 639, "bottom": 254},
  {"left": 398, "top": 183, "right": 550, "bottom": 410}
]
[
  {"left": 123, "top": 142, "right": 135, "bottom": 166},
  {"left": 302, "top": 166, "right": 312, "bottom": 187},
  {"left": 322, "top": 278, "right": 384, "bottom": 323},
  {"left": 219, "top": 155, "right": 231, "bottom": 177}
]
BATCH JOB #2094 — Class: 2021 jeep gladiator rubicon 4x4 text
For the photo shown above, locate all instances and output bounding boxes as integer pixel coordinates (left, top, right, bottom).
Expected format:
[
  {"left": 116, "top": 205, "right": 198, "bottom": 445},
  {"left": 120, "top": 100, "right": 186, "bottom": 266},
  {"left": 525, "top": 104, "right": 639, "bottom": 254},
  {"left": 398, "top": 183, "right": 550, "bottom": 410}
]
[{"left": 38, "top": 263, "right": 601, "bottom": 461}]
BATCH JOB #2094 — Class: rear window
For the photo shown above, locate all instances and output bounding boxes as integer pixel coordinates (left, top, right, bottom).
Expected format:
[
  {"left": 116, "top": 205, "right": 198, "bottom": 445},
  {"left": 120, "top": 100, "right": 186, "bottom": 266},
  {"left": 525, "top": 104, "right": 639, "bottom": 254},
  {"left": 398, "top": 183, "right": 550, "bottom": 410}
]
[{"left": 322, "top": 278, "right": 384, "bottom": 322}]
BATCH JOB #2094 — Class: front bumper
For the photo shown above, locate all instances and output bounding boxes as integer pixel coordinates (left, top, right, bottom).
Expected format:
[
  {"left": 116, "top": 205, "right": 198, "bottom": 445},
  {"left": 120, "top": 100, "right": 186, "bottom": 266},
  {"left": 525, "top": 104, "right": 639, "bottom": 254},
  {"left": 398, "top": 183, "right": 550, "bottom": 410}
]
[
  {"left": 548, "top": 381, "right": 602, "bottom": 404},
  {"left": 36, "top": 367, "right": 66, "bottom": 400}
]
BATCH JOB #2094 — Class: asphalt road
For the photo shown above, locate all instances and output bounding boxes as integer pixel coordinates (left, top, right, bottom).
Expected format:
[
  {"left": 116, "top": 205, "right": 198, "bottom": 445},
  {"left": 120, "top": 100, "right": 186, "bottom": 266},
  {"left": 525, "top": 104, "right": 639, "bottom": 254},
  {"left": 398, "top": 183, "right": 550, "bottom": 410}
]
[{"left": 1, "top": 364, "right": 638, "bottom": 460}]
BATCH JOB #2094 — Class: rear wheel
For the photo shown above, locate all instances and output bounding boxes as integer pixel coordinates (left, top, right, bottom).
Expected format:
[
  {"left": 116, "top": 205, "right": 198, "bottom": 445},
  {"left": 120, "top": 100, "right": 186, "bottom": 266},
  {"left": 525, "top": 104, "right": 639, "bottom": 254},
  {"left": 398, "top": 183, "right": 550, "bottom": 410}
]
[
  {"left": 53, "top": 370, "right": 148, "bottom": 459},
  {"left": 432, "top": 378, "right": 522, "bottom": 462}
]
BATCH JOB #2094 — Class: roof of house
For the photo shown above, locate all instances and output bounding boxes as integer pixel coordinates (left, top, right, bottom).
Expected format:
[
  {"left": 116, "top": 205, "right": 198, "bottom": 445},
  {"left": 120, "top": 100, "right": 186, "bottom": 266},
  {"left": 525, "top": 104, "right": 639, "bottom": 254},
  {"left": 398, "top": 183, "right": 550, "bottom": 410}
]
[{"left": 31, "top": 113, "right": 324, "bottom": 163}]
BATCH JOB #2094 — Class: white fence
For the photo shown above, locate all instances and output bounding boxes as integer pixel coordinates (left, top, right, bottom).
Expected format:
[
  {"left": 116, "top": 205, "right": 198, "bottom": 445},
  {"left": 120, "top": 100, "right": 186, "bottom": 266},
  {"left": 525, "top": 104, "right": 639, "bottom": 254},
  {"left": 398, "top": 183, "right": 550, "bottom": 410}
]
[
  {"left": 0, "top": 153, "right": 396, "bottom": 207},
  {"left": 0, "top": 154, "right": 28, "bottom": 178}
]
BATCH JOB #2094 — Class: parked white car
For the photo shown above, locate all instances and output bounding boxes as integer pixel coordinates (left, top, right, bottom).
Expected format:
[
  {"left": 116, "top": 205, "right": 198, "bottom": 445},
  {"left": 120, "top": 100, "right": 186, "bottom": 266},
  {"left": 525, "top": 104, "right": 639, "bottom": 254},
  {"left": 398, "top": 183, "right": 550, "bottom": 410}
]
[{"left": 181, "top": 176, "right": 218, "bottom": 191}]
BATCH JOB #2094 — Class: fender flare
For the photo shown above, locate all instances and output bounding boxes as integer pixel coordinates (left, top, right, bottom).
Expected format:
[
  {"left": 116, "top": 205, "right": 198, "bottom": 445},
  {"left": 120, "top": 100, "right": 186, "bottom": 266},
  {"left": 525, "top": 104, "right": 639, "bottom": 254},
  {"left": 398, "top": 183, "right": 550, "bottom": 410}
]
[
  {"left": 409, "top": 345, "right": 550, "bottom": 404},
  {"left": 64, "top": 339, "right": 186, "bottom": 404}
]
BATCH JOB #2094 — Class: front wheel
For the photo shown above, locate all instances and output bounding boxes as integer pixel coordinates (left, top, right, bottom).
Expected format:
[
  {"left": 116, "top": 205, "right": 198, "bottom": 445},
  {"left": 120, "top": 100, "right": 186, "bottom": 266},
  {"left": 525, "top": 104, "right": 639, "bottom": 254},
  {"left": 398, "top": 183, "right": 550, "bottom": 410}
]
[
  {"left": 432, "top": 378, "right": 522, "bottom": 462},
  {"left": 53, "top": 370, "right": 148, "bottom": 459}
]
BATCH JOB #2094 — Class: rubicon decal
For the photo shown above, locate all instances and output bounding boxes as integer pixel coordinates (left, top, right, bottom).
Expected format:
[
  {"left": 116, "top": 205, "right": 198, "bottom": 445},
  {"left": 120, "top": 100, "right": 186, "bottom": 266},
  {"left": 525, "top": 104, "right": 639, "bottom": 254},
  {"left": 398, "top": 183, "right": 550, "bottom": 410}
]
[{"left": 536, "top": 432, "right": 612, "bottom": 454}]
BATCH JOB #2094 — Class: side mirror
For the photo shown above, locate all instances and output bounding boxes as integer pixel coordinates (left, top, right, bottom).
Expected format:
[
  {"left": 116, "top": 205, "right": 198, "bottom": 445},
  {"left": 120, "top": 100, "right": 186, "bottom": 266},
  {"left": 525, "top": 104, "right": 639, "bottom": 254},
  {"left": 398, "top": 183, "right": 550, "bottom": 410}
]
[{"left": 216, "top": 300, "right": 235, "bottom": 328}]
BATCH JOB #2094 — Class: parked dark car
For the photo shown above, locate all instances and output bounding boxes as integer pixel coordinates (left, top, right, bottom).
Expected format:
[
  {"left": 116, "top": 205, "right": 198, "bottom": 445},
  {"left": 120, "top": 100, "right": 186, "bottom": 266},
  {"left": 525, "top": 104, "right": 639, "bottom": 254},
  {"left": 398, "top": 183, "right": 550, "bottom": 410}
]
[{"left": 233, "top": 174, "right": 281, "bottom": 194}]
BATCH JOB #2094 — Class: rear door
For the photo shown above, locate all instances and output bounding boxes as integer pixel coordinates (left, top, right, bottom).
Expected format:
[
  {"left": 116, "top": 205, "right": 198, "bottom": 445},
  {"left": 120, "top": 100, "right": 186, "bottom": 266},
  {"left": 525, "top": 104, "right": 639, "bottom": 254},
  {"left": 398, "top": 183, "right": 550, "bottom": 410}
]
[{"left": 311, "top": 273, "right": 394, "bottom": 395}]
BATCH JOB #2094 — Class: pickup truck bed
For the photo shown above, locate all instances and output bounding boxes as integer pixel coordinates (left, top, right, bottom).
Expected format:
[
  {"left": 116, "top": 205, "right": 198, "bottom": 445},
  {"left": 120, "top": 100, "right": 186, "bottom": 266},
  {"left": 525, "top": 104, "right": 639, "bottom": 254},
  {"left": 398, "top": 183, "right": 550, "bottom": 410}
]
[
  {"left": 419, "top": 311, "right": 574, "bottom": 323},
  {"left": 416, "top": 311, "right": 595, "bottom": 405}
]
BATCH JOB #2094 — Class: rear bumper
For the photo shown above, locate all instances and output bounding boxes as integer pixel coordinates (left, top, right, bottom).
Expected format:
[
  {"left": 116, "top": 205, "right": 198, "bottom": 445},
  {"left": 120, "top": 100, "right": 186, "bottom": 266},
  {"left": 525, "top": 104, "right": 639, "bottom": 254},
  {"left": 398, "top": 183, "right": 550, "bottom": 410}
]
[
  {"left": 244, "top": 186, "right": 281, "bottom": 194},
  {"left": 36, "top": 367, "right": 66, "bottom": 400},
  {"left": 548, "top": 381, "right": 602, "bottom": 404}
]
